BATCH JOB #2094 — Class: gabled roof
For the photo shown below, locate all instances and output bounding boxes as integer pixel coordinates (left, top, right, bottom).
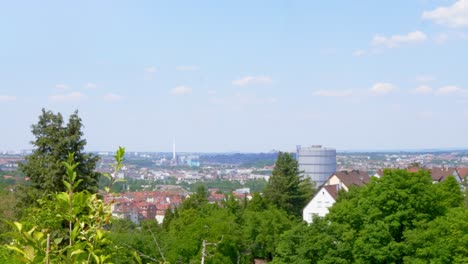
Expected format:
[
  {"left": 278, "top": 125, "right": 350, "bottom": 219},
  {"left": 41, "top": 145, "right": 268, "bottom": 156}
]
[
  {"left": 333, "top": 170, "right": 370, "bottom": 188},
  {"left": 431, "top": 167, "right": 459, "bottom": 182},
  {"left": 456, "top": 167, "right": 468, "bottom": 179},
  {"left": 323, "top": 185, "right": 340, "bottom": 200}
]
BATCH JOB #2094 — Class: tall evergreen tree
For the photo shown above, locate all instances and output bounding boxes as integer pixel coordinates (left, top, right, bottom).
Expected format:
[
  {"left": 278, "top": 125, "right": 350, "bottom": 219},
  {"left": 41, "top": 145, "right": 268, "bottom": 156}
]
[
  {"left": 263, "top": 152, "right": 313, "bottom": 218},
  {"left": 19, "top": 109, "right": 100, "bottom": 196}
]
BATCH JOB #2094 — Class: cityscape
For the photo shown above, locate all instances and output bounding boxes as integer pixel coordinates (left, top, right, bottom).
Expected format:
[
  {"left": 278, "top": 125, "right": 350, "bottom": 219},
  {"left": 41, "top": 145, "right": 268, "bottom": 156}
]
[
  {"left": 2, "top": 144, "right": 467, "bottom": 226},
  {"left": 1, "top": 0, "right": 468, "bottom": 263}
]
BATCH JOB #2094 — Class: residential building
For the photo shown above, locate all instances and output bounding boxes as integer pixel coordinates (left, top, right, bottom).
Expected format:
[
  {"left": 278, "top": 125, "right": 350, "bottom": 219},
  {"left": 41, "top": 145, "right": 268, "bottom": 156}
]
[{"left": 303, "top": 170, "right": 369, "bottom": 223}]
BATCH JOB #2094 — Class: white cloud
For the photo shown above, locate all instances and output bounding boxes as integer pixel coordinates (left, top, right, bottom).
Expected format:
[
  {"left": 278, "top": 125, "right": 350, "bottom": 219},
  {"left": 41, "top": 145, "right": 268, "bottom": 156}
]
[
  {"left": 232, "top": 76, "right": 273, "bottom": 86},
  {"left": 313, "top": 89, "right": 353, "bottom": 97},
  {"left": 0, "top": 95, "right": 16, "bottom": 102},
  {"left": 176, "top": 65, "right": 200, "bottom": 71},
  {"left": 413, "top": 85, "right": 433, "bottom": 94},
  {"left": 55, "top": 83, "right": 71, "bottom": 91},
  {"left": 171, "top": 86, "right": 192, "bottom": 96},
  {"left": 144, "top": 66, "right": 157, "bottom": 73},
  {"left": 85, "top": 82, "right": 98, "bottom": 89},
  {"left": 207, "top": 90, "right": 217, "bottom": 95},
  {"left": 353, "top": 49, "right": 366, "bottom": 57},
  {"left": 435, "top": 85, "right": 467, "bottom": 95},
  {"left": 372, "top": 31, "right": 427, "bottom": 48},
  {"left": 49, "top": 92, "right": 87, "bottom": 102},
  {"left": 103, "top": 93, "right": 123, "bottom": 102},
  {"left": 369, "top": 83, "right": 396, "bottom": 95},
  {"left": 422, "top": 0, "right": 468, "bottom": 28}
]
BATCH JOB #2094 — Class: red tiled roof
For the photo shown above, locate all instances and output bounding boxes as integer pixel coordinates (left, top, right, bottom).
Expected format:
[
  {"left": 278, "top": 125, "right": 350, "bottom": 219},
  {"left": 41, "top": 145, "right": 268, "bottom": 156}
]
[
  {"left": 431, "top": 167, "right": 459, "bottom": 182},
  {"left": 456, "top": 167, "right": 468, "bottom": 178},
  {"left": 333, "top": 170, "right": 370, "bottom": 188},
  {"left": 323, "top": 184, "right": 340, "bottom": 200}
]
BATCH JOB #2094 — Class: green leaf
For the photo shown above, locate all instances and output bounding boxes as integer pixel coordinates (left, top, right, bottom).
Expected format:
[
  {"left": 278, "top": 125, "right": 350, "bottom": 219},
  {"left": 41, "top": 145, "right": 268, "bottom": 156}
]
[
  {"left": 114, "top": 178, "right": 126, "bottom": 183},
  {"left": 102, "top": 173, "right": 112, "bottom": 181},
  {"left": 13, "top": 222, "right": 22, "bottom": 232},
  {"left": 70, "top": 249, "right": 85, "bottom": 257},
  {"left": 5, "top": 245, "right": 25, "bottom": 255},
  {"left": 63, "top": 181, "right": 72, "bottom": 191},
  {"left": 132, "top": 251, "right": 142, "bottom": 264},
  {"left": 24, "top": 246, "right": 35, "bottom": 261},
  {"left": 32, "top": 230, "right": 44, "bottom": 240},
  {"left": 54, "top": 237, "right": 63, "bottom": 245},
  {"left": 91, "top": 252, "right": 99, "bottom": 263},
  {"left": 72, "top": 179, "right": 83, "bottom": 190}
]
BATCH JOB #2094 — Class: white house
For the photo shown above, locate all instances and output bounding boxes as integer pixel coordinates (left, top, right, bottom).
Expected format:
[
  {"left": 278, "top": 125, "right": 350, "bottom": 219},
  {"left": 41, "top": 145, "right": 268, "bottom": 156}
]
[
  {"left": 303, "top": 185, "right": 339, "bottom": 223},
  {"left": 303, "top": 170, "right": 370, "bottom": 224}
]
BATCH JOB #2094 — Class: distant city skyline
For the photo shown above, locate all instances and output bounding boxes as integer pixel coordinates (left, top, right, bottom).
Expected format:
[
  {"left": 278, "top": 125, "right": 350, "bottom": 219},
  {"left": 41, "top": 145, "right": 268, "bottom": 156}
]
[{"left": 1, "top": 1, "right": 468, "bottom": 152}]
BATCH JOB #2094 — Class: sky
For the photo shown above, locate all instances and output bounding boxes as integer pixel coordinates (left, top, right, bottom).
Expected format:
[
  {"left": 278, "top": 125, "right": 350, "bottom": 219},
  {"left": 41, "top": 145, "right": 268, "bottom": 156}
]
[{"left": 1, "top": 0, "right": 468, "bottom": 153}]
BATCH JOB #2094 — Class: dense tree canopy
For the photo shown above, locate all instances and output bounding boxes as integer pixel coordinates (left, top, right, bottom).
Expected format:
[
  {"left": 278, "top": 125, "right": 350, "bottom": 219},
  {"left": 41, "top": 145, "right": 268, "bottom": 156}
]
[
  {"left": 19, "top": 109, "right": 100, "bottom": 196},
  {"left": 264, "top": 152, "right": 314, "bottom": 218},
  {"left": 273, "top": 169, "right": 466, "bottom": 264}
]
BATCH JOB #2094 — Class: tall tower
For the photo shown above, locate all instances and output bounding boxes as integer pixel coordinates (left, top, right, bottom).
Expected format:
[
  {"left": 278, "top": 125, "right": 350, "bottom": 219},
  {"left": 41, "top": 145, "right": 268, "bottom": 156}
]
[
  {"left": 296, "top": 145, "right": 336, "bottom": 186},
  {"left": 172, "top": 137, "right": 176, "bottom": 160}
]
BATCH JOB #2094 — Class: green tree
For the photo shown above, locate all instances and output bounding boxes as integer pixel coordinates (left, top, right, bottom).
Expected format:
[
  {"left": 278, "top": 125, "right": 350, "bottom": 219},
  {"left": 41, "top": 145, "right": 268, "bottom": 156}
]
[
  {"left": 2, "top": 153, "right": 120, "bottom": 263},
  {"left": 180, "top": 184, "right": 209, "bottom": 211},
  {"left": 263, "top": 152, "right": 313, "bottom": 218},
  {"left": 273, "top": 169, "right": 465, "bottom": 264},
  {"left": 246, "top": 192, "right": 268, "bottom": 212},
  {"left": 243, "top": 205, "right": 293, "bottom": 261},
  {"left": 165, "top": 203, "right": 242, "bottom": 263},
  {"left": 273, "top": 218, "right": 342, "bottom": 264},
  {"left": 19, "top": 109, "right": 100, "bottom": 197},
  {"left": 404, "top": 207, "right": 468, "bottom": 264}
]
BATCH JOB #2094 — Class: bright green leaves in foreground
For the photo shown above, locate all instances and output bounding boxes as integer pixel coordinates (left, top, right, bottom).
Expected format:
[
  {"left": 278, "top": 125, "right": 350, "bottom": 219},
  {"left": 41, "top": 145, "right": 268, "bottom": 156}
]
[{"left": 1, "top": 148, "right": 127, "bottom": 264}]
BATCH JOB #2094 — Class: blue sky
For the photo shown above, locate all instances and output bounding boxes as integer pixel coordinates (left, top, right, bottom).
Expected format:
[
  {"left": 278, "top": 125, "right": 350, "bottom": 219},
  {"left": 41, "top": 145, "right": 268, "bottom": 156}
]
[{"left": 1, "top": 0, "right": 468, "bottom": 152}]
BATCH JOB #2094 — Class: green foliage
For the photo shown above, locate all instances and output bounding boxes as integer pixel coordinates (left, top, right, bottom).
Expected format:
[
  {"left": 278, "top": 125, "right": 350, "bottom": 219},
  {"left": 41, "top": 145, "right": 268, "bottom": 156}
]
[
  {"left": 273, "top": 218, "right": 337, "bottom": 264},
  {"left": 246, "top": 192, "right": 268, "bottom": 211},
  {"left": 180, "top": 184, "right": 209, "bottom": 211},
  {"left": 161, "top": 208, "right": 176, "bottom": 231},
  {"left": 165, "top": 203, "right": 242, "bottom": 263},
  {"left": 19, "top": 109, "right": 100, "bottom": 199},
  {"left": 273, "top": 169, "right": 466, "bottom": 264},
  {"left": 243, "top": 179, "right": 268, "bottom": 193},
  {"left": 108, "top": 219, "right": 167, "bottom": 264},
  {"left": 264, "top": 152, "right": 314, "bottom": 218},
  {"left": 243, "top": 206, "right": 293, "bottom": 261},
  {"left": 101, "top": 147, "right": 126, "bottom": 194},
  {"left": 404, "top": 207, "right": 468, "bottom": 263},
  {"left": 1, "top": 148, "right": 130, "bottom": 264},
  {"left": 0, "top": 187, "right": 19, "bottom": 243}
]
